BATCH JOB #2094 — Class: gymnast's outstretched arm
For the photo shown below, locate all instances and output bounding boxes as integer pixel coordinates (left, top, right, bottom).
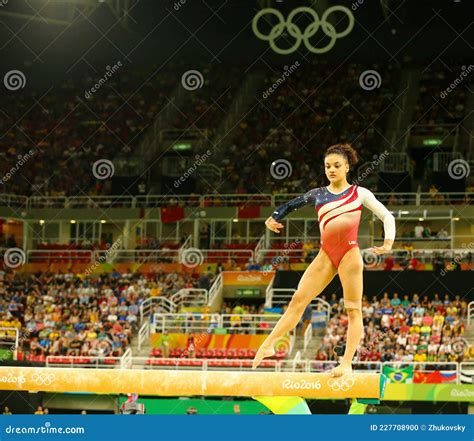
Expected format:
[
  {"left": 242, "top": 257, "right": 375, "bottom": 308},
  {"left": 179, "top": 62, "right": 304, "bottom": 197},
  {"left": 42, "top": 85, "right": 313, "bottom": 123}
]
[{"left": 265, "top": 189, "right": 318, "bottom": 233}]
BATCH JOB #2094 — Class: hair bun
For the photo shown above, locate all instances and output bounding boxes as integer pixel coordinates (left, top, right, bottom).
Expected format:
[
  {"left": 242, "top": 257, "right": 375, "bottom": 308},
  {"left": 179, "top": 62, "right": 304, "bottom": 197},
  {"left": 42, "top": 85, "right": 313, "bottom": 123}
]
[{"left": 325, "top": 143, "right": 359, "bottom": 168}]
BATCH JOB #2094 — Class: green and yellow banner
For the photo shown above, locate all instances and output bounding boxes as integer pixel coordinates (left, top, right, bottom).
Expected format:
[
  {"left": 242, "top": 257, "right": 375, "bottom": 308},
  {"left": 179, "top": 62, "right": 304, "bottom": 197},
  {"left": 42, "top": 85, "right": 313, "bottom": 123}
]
[{"left": 385, "top": 384, "right": 474, "bottom": 402}]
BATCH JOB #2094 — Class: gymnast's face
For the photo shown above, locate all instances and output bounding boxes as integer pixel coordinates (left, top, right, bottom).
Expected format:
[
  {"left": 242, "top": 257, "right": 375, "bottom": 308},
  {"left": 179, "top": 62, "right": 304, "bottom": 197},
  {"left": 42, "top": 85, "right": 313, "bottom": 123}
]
[{"left": 324, "top": 153, "right": 349, "bottom": 183}]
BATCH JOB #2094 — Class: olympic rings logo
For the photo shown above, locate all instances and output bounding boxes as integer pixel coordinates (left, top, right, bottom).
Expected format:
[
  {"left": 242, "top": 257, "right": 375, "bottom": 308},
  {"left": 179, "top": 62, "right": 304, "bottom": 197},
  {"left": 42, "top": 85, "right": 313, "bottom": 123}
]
[
  {"left": 32, "top": 373, "right": 55, "bottom": 386},
  {"left": 252, "top": 6, "right": 354, "bottom": 55},
  {"left": 327, "top": 376, "right": 355, "bottom": 392}
]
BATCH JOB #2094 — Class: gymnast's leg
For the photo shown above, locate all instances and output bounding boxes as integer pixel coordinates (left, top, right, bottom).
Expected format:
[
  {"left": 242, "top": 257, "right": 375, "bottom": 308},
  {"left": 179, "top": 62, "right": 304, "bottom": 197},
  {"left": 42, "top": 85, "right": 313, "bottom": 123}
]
[
  {"left": 330, "top": 247, "right": 364, "bottom": 377},
  {"left": 252, "top": 249, "right": 337, "bottom": 369}
]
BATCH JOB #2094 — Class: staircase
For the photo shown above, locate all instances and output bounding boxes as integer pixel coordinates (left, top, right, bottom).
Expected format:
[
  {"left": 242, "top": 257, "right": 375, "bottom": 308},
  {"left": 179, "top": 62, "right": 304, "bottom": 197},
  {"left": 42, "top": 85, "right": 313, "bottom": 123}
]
[
  {"left": 292, "top": 329, "right": 324, "bottom": 360},
  {"left": 385, "top": 68, "right": 422, "bottom": 151},
  {"left": 464, "top": 318, "right": 474, "bottom": 348},
  {"left": 138, "top": 82, "right": 192, "bottom": 165},
  {"left": 212, "top": 68, "right": 267, "bottom": 152},
  {"left": 459, "top": 85, "right": 474, "bottom": 188},
  {"left": 129, "top": 334, "right": 151, "bottom": 358}
]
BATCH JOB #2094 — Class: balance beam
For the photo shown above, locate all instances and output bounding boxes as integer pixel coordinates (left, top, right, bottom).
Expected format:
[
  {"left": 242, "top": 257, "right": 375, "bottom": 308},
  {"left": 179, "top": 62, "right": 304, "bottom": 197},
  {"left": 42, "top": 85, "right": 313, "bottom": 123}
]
[{"left": 0, "top": 367, "right": 383, "bottom": 399}]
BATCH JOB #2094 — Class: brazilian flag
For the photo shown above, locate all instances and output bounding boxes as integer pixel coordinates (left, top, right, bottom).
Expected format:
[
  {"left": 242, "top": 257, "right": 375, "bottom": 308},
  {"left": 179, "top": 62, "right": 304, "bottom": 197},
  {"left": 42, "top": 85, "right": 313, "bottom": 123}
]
[{"left": 383, "top": 365, "right": 414, "bottom": 383}]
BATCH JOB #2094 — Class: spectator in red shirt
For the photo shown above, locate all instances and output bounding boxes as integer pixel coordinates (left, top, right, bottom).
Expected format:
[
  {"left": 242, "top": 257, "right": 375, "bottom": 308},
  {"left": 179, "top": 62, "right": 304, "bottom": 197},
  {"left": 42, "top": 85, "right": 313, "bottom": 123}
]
[
  {"left": 383, "top": 255, "right": 394, "bottom": 271},
  {"left": 408, "top": 257, "right": 420, "bottom": 270}
]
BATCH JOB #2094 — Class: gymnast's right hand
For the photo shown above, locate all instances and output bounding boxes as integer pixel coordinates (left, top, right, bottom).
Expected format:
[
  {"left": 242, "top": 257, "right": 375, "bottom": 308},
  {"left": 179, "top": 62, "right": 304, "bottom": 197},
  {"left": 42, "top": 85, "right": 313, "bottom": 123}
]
[{"left": 265, "top": 216, "right": 284, "bottom": 234}]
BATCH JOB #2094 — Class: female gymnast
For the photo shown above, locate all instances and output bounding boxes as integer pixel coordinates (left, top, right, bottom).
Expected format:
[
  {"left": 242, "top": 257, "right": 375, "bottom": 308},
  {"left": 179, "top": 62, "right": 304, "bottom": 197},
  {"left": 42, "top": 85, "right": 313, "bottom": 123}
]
[{"left": 252, "top": 144, "right": 396, "bottom": 377}]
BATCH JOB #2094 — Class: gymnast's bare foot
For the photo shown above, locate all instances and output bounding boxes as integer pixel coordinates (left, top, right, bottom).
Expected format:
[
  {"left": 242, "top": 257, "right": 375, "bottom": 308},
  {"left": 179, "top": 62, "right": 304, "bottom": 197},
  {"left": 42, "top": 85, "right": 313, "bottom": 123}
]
[
  {"left": 252, "top": 345, "right": 275, "bottom": 369},
  {"left": 330, "top": 362, "right": 352, "bottom": 377}
]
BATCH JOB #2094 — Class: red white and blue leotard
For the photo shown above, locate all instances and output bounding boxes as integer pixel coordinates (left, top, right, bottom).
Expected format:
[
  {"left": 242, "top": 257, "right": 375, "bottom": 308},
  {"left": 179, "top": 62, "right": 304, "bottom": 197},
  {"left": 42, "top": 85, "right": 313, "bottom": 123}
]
[{"left": 272, "top": 185, "right": 396, "bottom": 268}]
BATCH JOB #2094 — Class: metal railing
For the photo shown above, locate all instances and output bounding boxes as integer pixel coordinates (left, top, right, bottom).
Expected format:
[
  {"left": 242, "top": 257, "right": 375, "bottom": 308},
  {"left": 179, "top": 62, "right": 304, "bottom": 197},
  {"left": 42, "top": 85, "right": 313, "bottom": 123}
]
[
  {"left": 267, "top": 288, "right": 296, "bottom": 308},
  {"left": 38, "top": 355, "right": 472, "bottom": 382},
  {"left": 459, "top": 362, "right": 474, "bottom": 384},
  {"left": 131, "top": 357, "right": 279, "bottom": 371},
  {"left": 264, "top": 273, "right": 276, "bottom": 308},
  {"left": 25, "top": 249, "right": 254, "bottom": 264},
  {"left": 308, "top": 361, "right": 383, "bottom": 373},
  {"left": 170, "top": 289, "right": 209, "bottom": 308},
  {"left": 151, "top": 313, "right": 282, "bottom": 335},
  {"left": 303, "top": 322, "right": 313, "bottom": 352},
  {"left": 220, "top": 314, "right": 282, "bottom": 333},
  {"left": 45, "top": 348, "right": 132, "bottom": 369},
  {"left": 140, "top": 297, "right": 177, "bottom": 324},
  {"left": 137, "top": 322, "right": 150, "bottom": 352},
  {"left": 100, "top": 249, "right": 179, "bottom": 263},
  {"left": 0, "top": 192, "right": 472, "bottom": 210},
  {"left": 254, "top": 234, "right": 266, "bottom": 263},
  {"left": 27, "top": 250, "right": 94, "bottom": 263},
  {"left": 0, "top": 194, "right": 28, "bottom": 208},
  {"left": 265, "top": 290, "right": 330, "bottom": 322},
  {"left": 152, "top": 313, "right": 212, "bottom": 334},
  {"left": 468, "top": 301, "right": 474, "bottom": 327},
  {"left": 207, "top": 272, "right": 223, "bottom": 308},
  {"left": 21, "top": 247, "right": 474, "bottom": 272}
]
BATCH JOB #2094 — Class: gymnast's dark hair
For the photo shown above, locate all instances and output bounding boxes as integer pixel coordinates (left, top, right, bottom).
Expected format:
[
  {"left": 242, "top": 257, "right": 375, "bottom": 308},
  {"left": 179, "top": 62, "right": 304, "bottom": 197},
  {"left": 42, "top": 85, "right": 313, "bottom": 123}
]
[{"left": 324, "top": 143, "right": 359, "bottom": 169}]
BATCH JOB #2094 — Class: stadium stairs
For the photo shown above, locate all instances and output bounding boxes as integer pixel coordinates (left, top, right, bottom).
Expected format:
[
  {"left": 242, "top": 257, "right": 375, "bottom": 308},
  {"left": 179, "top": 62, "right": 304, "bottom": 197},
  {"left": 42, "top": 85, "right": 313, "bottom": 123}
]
[
  {"left": 138, "top": 79, "right": 191, "bottom": 168},
  {"left": 385, "top": 67, "right": 421, "bottom": 151},
  {"left": 460, "top": 87, "right": 474, "bottom": 177},
  {"left": 464, "top": 321, "right": 474, "bottom": 349},
  {"left": 129, "top": 334, "right": 151, "bottom": 359},
  {"left": 292, "top": 329, "right": 324, "bottom": 360},
  {"left": 212, "top": 69, "right": 267, "bottom": 153}
]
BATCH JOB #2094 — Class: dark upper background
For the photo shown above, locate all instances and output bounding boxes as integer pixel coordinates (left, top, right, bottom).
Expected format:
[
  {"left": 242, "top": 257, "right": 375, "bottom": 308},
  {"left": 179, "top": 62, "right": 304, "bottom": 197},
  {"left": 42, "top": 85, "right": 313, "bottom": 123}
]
[{"left": 0, "top": 0, "right": 472, "bottom": 89}]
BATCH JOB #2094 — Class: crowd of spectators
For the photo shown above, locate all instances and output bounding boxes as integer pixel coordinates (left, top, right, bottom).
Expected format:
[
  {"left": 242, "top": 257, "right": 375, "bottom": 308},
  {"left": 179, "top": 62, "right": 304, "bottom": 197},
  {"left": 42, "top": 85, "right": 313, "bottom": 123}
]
[
  {"left": 216, "top": 62, "right": 398, "bottom": 194},
  {"left": 0, "top": 270, "right": 199, "bottom": 360},
  {"left": 171, "top": 65, "right": 243, "bottom": 139},
  {"left": 412, "top": 63, "right": 469, "bottom": 132},
  {"left": 1, "top": 60, "right": 472, "bottom": 198},
  {"left": 0, "top": 64, "right": 178, "bottom": 197},
  {"left": 316, "top": 292, "right": 469, "bottom": 363}
]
